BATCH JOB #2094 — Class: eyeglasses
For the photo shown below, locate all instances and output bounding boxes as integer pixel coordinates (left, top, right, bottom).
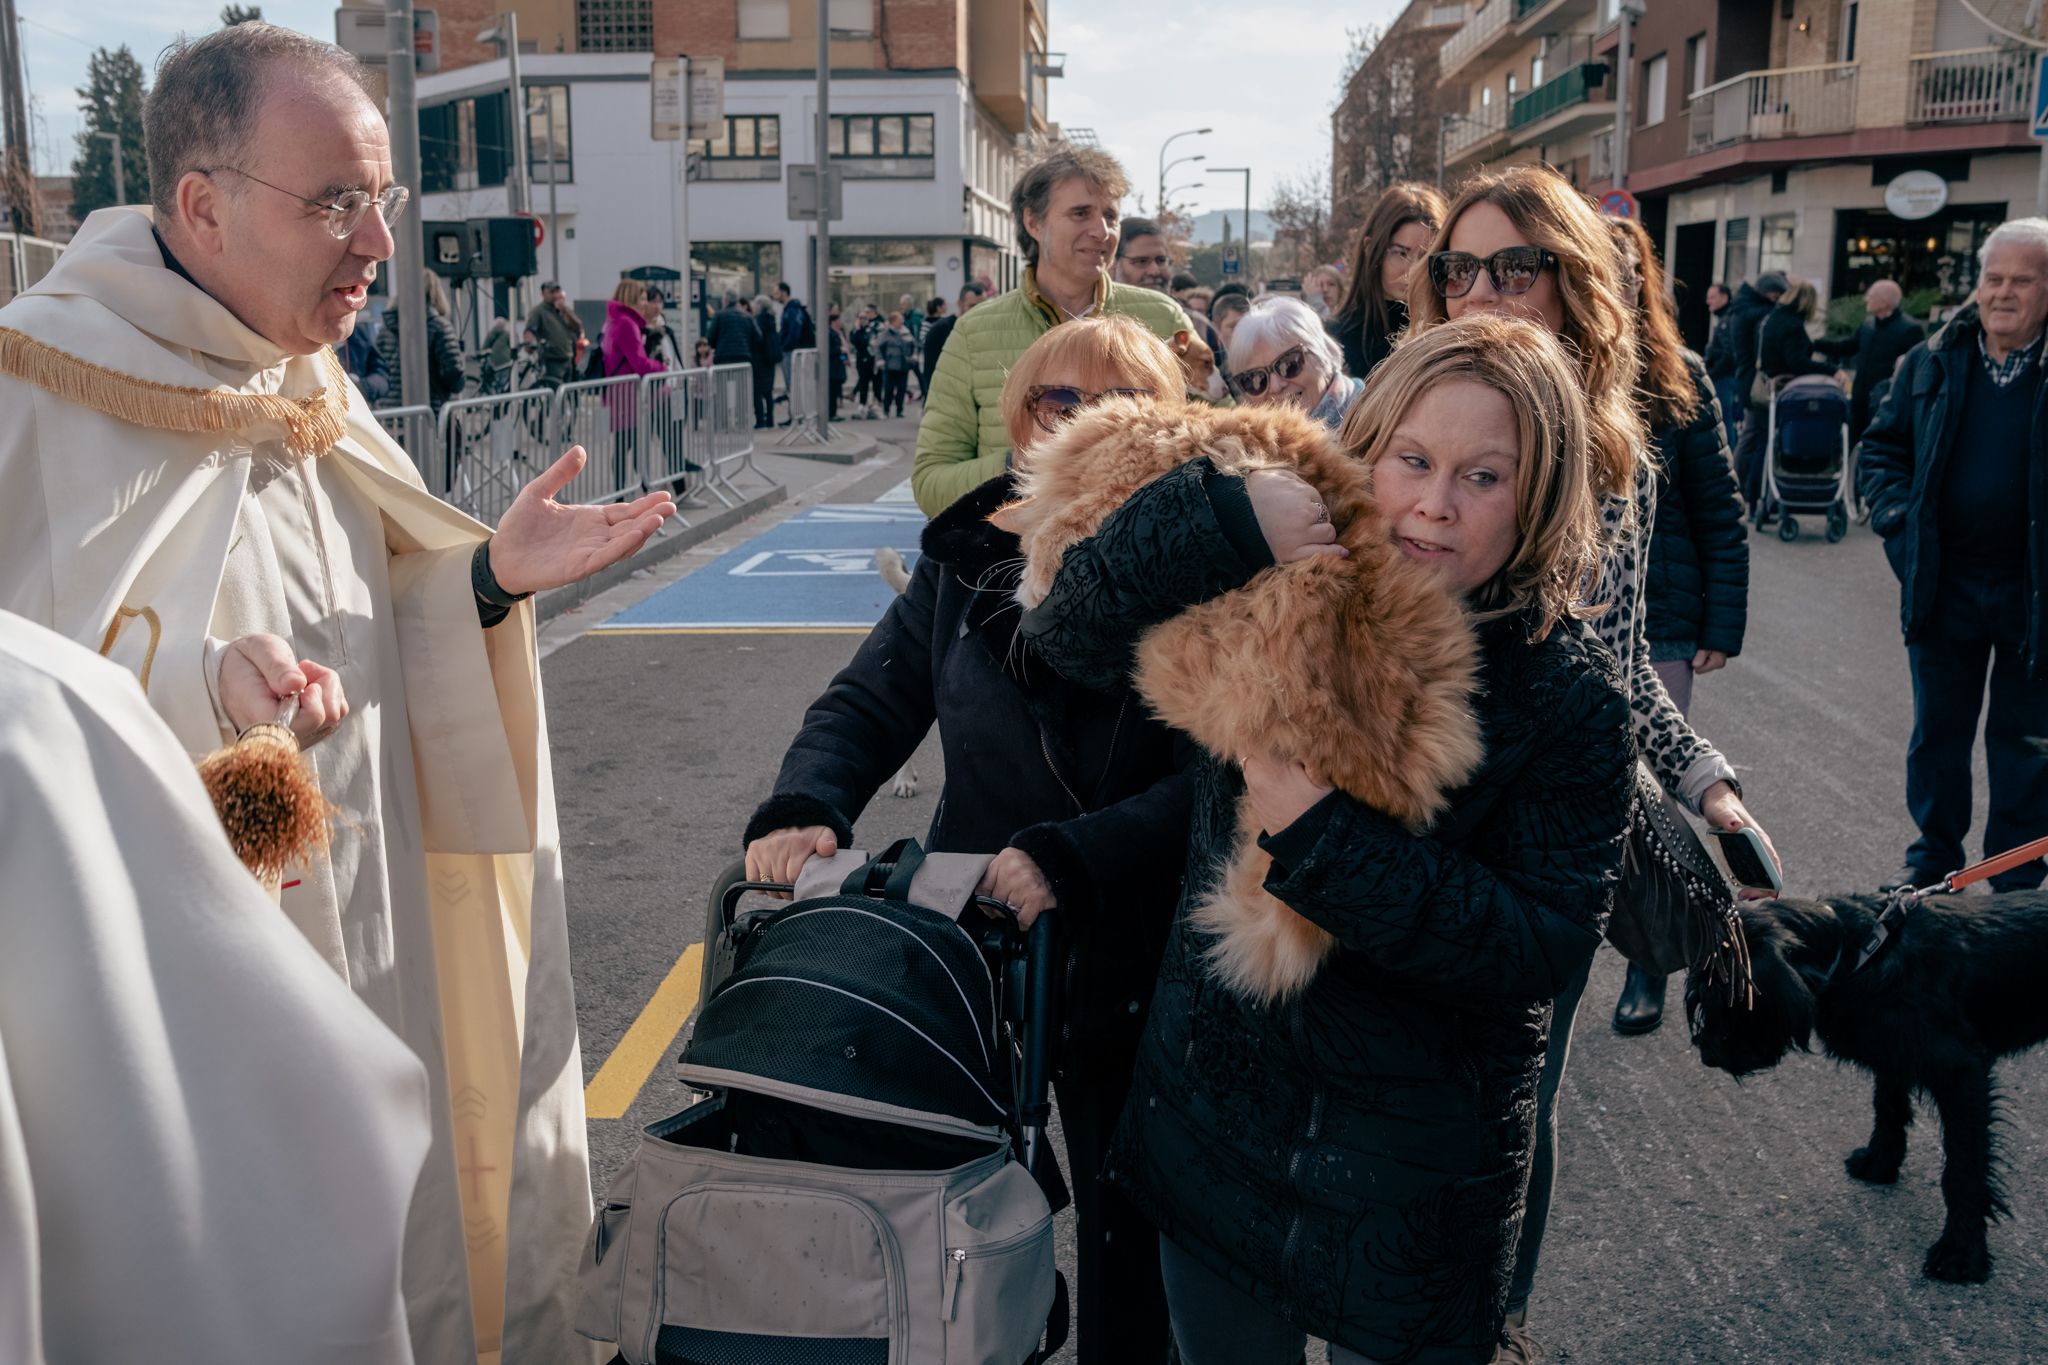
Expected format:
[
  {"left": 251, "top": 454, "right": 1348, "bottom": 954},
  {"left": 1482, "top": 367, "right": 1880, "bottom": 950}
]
[
  {"left": 1024, "top": 384, "right": 1153, "bottom": 432},
  {"left": 1228, "top": 345, "right": 1310, "bottom": 398},
  {"left": 1428, "top": 246, "right": 1557, "bottom": 299},
  {"left": 212, "top": 167, "right": 410, "bottom": 241},
  {"left": 1121, "top": 253, "right": 1173, "bottom": 271}
]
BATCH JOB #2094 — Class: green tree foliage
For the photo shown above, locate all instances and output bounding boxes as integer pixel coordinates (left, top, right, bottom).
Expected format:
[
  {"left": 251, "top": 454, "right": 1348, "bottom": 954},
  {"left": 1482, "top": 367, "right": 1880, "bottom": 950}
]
[
  {"left": 221, "top": 5, "right": 265, "bottom": 23},
  {"left": 69, "top": 46, "right": 149, "bottom": 219}
]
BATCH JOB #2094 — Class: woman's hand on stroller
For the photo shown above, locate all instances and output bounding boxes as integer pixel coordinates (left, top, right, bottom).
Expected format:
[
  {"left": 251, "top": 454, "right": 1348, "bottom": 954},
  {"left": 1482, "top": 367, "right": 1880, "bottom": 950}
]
[
  {"left": 975, "top": 847, "right": 1057, "bottom": 928},
  {"left": 746, "top": 825, "right": 840, "bottom": 894}
]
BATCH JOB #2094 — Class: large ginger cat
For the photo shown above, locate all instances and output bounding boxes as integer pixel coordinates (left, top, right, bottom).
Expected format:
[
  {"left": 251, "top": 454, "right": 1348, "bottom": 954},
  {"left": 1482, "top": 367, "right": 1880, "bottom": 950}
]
[{"left": 998, "top": 399, "right": 1483, "bottom": 1004}]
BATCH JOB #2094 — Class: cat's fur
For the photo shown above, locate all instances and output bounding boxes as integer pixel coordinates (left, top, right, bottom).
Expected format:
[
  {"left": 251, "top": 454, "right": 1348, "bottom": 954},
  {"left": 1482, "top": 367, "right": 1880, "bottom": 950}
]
[{"left": 998, "top": 400, "right": 1483, "bottom": 1003}]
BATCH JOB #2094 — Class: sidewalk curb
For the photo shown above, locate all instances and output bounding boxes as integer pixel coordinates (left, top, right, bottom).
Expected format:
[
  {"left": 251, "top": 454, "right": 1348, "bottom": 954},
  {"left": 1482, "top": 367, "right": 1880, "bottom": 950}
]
[
  {"left": 765, "top": 431, "right": 879, "bottom": 464},
  {"left": 536, "top": 482, "right": 788, "bottom": 624}
]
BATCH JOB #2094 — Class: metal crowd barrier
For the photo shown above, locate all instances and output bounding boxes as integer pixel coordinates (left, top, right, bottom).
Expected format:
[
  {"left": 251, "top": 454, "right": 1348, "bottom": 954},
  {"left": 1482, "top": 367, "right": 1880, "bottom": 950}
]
[
  {"left": 371, "top": 363, "right": 774, "bottom": 527},
  {"left": 774, "top": 348, "right": 822, "bottom": 444}
]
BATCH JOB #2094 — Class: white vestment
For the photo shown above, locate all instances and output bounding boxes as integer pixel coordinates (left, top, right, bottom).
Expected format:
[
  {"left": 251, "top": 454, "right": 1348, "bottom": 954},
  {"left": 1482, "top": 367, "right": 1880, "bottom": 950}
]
[
  {"left": 0, "top": 610, "right": 429, "bottom": 1364},
  {"left": 0, "top": 207, "right": 598, "bottom": 1365}
]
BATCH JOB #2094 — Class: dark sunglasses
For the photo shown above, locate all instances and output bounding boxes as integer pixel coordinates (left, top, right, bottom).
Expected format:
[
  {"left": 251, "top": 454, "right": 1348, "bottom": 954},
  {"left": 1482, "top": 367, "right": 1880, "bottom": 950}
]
[
  {"left": 1025, "top": 384, "right": 1153, "bottom": 432},
  {"left": 1428, "top": 246, "right": 1558, "bottom": 299},
  {"left": 1228, "top": 345, "right": 1309, "bottom": 398}
]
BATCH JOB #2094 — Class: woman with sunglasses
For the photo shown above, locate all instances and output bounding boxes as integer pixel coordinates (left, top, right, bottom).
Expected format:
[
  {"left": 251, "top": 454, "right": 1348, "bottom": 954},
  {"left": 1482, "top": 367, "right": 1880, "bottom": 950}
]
[
  {"left": 1328, "top": 181, "right": 1445, "bottom": 383},
  {"left": 1225, "top": 295, "right": 1363, "bottom": 429},
  {"left": 744, "top": 315, "right": 1193, "bottom": 1365},
  {"left": 1411, "top": 165, "right": 1779, "bottom": 1364}
]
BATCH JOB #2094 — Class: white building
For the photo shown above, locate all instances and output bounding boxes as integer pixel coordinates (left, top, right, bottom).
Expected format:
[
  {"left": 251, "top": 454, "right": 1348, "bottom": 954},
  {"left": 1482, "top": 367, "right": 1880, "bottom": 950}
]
[{"left": 410, "top": 52, "right": 1023, "bottom": 341}]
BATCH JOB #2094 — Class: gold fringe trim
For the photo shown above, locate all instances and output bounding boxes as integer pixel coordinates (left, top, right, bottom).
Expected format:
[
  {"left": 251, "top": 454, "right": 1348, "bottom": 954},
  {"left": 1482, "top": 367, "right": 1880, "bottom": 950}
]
[
  {"left": 98, "top": 604, "right": 162, "bottom": 693},
  {"left": 0, "top": 326, "right": 349, "bottom": 458}
]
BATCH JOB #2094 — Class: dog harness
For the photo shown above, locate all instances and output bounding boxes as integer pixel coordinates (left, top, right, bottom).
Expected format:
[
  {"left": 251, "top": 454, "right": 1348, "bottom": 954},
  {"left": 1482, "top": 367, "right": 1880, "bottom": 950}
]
[{"left": 1849, "top": 833, "right": 2048, "bottom": 975}]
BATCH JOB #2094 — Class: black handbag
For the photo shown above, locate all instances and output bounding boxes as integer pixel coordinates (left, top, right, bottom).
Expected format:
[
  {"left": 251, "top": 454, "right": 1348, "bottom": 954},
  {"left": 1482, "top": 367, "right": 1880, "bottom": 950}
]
[{"left": 1606, "top": 762, "right": 1739, "bottom": 976}]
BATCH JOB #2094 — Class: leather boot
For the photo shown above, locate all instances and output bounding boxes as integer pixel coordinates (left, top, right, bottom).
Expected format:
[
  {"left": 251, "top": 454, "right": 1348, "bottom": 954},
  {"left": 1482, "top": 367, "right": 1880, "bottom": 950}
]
[{"left": 1611, "top": 962, "right": 1667, "bottom": 1036}]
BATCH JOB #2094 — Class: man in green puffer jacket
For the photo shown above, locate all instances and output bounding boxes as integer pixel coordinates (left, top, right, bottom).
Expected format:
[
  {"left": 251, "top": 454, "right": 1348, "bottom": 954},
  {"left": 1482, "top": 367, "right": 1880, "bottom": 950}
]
[{"left": 913, "top": 144, "right": 1193, "bottom": 516}]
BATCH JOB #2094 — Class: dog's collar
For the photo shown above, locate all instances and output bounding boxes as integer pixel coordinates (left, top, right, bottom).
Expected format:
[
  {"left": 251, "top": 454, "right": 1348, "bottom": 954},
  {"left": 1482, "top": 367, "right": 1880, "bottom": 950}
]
[{"left": 1851, "top": 890, "right": 1918, "bottom": 975}]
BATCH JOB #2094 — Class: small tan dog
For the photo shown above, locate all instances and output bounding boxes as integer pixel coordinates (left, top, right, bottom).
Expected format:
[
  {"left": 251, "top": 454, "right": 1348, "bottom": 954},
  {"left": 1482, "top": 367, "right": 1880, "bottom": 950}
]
[
  {"left": 996, "top": 398, "right": 1483, "bottom": 1004},
  {"left": 1171, "top": 327, "right": 1228, "bottom": 403},
  {"left": 872, "top": 546, "right": 919, "bottom": 798}
]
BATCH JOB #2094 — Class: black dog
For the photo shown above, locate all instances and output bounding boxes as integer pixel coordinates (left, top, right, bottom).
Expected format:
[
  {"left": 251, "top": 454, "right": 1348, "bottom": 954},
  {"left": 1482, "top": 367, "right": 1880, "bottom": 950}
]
[{"left": 1685, "top": 890, "right": 2048, "bottom": 1283}]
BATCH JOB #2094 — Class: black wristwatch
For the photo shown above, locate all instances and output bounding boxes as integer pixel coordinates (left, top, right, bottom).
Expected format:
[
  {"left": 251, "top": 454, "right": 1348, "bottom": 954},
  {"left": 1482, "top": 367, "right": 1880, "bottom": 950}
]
[{"left": 472, "top": 538, "right": 530, "bottom": 627}]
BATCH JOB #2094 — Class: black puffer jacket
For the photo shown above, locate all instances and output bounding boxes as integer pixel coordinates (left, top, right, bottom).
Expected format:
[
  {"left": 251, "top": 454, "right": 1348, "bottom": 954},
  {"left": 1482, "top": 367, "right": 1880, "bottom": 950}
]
[
  {"left": 1758, "top": 305, "right": 1834, "bottom": 387},
  {"left": 1644, "top": 353, "right": 1749, "bottom": 655},
  {"left": 1328, "top": 299, "right": 1406, "bottom": 384},
  {"left": 1704, "top": 282, "right": 1773, "bottom": 393},
  {"left": 1017, "top": 462, "right": 1635, "bottom": 1364},
  {"left": 745, "top": 474, "right": 1191, "bottom": 1065}
]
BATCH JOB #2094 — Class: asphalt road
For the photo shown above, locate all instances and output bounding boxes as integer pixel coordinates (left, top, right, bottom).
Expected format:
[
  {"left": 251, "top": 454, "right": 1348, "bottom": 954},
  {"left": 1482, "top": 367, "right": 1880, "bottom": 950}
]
[{"left": 546, "top": 430, "right": 2047, "bottom": 1363}]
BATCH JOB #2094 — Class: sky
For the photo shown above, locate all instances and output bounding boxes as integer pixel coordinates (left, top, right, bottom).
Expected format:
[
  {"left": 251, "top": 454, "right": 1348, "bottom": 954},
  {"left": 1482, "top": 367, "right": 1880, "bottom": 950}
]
[{"left": 15, "top": 0, "right": 1408, "bottom": 221}]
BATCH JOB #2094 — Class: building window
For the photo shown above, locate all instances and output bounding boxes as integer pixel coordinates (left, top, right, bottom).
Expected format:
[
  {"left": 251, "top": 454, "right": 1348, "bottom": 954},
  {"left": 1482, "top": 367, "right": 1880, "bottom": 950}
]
[
  {"left": 1481, "top": 85, "right": 1493, "bottom": 108},
  {"left": 1532, "top": 53, "right": 1545, "bottom": 87},
  {"left": 1640, "top": 54, "right": 1668, "bottom": 126},
  {"left": 1760, "top": 213, "right": 1796, "bottom": 278},
  {"left": 577, "top": 0, "right": 651, "bottom": 52},
  {"left": 1840, "top": 0, "right": 1859, "bottom": 61},
  {"left": 829, "top": 113, "right": 937, "bottom": 178},
  {"left": 1506, "top": 72, "right": 1518, "bottom": 99},
  {"left": 526, "top": 85, "right": 571, "bottom": 184},
  {"left": 1428, "top": 3, "right": 1464, "bottom": 23},
  {"left": 828, "top": 0, "right": 874, "bottom": 32},
  {"left": 419, "top": 91, "right": 513, "bottom": 193},
  {"left": 690, "top": 115, "right": 781, "bottom": 180},
  {"left": 1686, "top": 35, "right": 1708, "bottom": 96},
  {"left": 739, "top": 0, "right": 791, "bottom": 40},
  {"left": 1723, "top": 217, "right": 1750, "bottom": 286}
]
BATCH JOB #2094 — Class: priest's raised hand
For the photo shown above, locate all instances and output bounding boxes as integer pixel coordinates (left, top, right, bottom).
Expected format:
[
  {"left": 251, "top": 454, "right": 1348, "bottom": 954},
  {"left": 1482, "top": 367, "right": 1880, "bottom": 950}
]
[{"left": 488, "top": 445, "right": 679, "bottom": 597}]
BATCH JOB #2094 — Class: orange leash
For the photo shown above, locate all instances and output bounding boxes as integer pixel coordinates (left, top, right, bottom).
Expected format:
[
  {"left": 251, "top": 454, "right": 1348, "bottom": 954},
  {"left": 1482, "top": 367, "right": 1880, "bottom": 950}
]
[{"left": 1942, "top": 834, "right": 2048, "bottom": 892}]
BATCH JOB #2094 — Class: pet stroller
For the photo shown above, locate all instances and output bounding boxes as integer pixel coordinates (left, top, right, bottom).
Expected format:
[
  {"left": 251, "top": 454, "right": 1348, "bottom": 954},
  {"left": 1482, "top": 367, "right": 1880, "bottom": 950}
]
[
  {"left": 1757, "top": 373, "right": 1856, "bottom": 543},
  {"left": 576, "top": 839, "right": 1070, "bottom": 1365}
]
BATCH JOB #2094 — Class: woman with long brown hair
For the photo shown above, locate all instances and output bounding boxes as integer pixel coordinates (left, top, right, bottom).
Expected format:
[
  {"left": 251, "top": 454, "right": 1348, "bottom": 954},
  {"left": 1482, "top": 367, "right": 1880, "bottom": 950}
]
[
  {"left": 1601, "top": 216, "right": 1750, "bottom": 1032},
  {"left": 1410, "top": 166, "right": 1778, "bottom": 1363},
  {"left": 1327, "top": 181, "right": 1446, "bottom": 381}
]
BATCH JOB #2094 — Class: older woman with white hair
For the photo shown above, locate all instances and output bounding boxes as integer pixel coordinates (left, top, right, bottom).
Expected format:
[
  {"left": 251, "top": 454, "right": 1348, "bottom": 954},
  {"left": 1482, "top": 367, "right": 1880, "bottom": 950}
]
[{"left": 1224, "top": 295, "right": 1363, "bottom": 430}]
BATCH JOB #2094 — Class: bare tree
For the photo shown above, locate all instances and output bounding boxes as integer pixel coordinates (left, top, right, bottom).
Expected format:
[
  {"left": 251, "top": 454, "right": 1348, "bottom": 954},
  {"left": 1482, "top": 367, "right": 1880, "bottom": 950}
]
[
  {"left": 1267, "top": 168, "right": 1341, "bottom": 278},
  {"left": 1329, "top": 18, "right": 1459, "bottom": 243}
]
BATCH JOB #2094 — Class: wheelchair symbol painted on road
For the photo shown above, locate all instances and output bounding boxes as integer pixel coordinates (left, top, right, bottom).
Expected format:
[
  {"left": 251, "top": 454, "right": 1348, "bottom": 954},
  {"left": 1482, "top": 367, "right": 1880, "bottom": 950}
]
[{"left": 727, "top": 547, "right": 918, "bottom": 576}]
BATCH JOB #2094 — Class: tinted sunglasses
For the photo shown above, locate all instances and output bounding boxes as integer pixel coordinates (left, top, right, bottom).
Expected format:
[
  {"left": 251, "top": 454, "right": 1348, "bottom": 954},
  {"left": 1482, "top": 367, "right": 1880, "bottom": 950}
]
[
  {"left": 1025, "top": 384, "right": 1153, "bottom": 432},
  {"left": 1228, "top": 345, "right": 1309, "bottom": 398},
  {"left": 1428, "top": 246, "right": 1558, "bottom": 299}
]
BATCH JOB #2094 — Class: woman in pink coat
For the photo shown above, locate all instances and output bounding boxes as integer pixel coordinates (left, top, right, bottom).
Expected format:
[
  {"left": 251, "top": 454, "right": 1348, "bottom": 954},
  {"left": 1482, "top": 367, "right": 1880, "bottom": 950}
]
[{"left": 601, "top": 279, "right": 667, "bottom": 488}]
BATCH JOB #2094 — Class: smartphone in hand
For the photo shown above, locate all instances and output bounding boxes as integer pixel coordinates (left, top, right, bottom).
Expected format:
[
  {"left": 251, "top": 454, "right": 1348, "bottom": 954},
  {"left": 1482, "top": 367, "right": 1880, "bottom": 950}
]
[{"left": 1713, "top": 826, "right": 1782, "bottom": 894}]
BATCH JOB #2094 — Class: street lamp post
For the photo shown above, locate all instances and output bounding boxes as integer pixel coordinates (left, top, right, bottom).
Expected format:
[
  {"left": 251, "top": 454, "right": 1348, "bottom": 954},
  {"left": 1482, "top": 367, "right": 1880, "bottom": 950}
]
[
  {"left": 1159, "top": 153, "right": 1204, "bottom": 214},
  {"left": 480, "top": 13, "right": 530, "bottom": 321},
  {"left": 1209, "top": 165, "right": 1251, "bottom": 263},
  {"left": 1161, "top": 181, "right": 1205, "bottom": 216},
  {"left": 1156, "top": 127, "right": 1211, "bottom": 215}
]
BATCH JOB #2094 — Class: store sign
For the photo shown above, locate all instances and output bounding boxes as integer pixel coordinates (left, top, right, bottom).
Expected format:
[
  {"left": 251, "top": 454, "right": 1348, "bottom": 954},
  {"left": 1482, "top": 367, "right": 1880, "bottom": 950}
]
[
  {"left": 651, "top": 58, "right": 684, "bottom": 141},
  {"left": 1884, "top": 171, "right": 1948, "bottom": 222}
]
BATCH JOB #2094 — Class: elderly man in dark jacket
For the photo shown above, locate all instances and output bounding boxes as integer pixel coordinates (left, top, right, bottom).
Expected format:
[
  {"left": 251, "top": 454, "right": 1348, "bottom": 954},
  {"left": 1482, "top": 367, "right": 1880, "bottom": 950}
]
[
  {"left": 1859, "top": 219, "right": 2048, "bottom": 893},
  {"left": 744, "top": 473, "right": 1189, "bottom": 1363},
  {"left": 1818, "top": 279, "right": 1924, "bottom": 444},
  {"left": 704, "top": 291, "right": 755, "bottom": 366}
]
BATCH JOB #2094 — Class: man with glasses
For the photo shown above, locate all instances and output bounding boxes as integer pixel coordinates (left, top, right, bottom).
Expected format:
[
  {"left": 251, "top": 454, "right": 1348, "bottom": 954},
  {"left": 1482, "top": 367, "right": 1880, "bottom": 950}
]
[{"left": 0, "top": 23, "right": 676, "bottom": 1365}]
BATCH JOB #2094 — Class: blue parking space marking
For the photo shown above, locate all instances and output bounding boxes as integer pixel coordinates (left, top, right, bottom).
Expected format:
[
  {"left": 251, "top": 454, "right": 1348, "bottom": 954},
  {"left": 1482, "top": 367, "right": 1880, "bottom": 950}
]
[{"left": 595, "top": 504, "right": 927, "bottom": 629}]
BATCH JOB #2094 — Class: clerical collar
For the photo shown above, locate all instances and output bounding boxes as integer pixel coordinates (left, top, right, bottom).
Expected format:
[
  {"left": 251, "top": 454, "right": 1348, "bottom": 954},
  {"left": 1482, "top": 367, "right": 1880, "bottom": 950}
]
[{"left": 152, "top": 228, "right": 203, "bottom": 291}]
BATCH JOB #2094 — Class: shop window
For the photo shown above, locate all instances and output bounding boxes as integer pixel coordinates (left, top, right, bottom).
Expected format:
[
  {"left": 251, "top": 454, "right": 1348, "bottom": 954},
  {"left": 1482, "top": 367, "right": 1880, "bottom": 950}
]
[{"left": 695, "top": 242, "right": 785, "bottom": 309}]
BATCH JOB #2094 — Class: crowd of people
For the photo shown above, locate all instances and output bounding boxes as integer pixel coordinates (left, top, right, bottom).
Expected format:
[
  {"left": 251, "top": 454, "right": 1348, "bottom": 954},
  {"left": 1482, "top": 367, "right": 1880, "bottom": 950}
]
[{"left": 3, "top": 17, "right": 2045, "bottom": 1365}]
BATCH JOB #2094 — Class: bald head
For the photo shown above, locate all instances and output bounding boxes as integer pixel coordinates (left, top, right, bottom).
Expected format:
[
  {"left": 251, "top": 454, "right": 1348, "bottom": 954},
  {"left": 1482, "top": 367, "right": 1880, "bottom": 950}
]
[{"left": 1865, "top": 279, "right": 1902, "bottom": 319}]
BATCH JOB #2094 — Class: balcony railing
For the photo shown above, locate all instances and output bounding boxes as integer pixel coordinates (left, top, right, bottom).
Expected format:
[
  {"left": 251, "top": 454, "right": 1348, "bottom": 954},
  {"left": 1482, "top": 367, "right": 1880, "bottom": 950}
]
[
  {"left": 1511, "top": 62, "right": 1602, "bottom": 130},
  {"left": 1442, "top": 106, "right": 1510, "bottom": 162},
  {"left": 1439, "top": 0, "right": 1511, "bottom": 82},
  {"left": 1687, "top": 62, "right": 1859, "bottom": 154},
  {"left": 1908, "top": 47, "right": 2037, "bottom": 124}
]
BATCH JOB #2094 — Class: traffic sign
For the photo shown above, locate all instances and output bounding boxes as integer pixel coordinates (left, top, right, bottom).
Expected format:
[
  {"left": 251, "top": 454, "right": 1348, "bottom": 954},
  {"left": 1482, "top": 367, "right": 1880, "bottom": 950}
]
[
  {"left": 1221, "top": 243, "right": 1242, "bottom": 277},
  {"left": 651, "top": 57, "right": 683, "bottom": 141},
  {"left": 1599, "top": 187, "right": 1639, "bottom": 219},
  {"left": 529, "top": 214, "right": 545, "bottom": 248},
  {"left": 2033, "top": 54, "right": 2048, "bottom": 138}
]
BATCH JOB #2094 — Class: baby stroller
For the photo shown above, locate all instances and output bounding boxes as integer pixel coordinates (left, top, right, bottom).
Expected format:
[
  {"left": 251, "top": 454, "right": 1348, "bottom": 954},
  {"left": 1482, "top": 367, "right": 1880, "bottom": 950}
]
[
  {"left": 1757, "top": 374, "right": 1855, "bottom": 543},
  {"left": 576, "top": 839, "right": 1069, "bottom": 1365}
]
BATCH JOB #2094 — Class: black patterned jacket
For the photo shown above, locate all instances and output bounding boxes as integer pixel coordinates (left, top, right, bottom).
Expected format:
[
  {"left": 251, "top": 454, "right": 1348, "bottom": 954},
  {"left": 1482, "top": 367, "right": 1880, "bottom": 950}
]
[{"left": 1018, "top": 460, "right": 1635, "bottom": 1364}]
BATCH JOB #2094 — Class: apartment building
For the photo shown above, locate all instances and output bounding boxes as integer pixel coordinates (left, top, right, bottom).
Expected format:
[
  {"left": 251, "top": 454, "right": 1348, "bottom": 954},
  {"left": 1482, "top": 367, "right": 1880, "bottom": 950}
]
[
  {"left": 1331, "top": 0, "right": 1466, "bottom": 236},
  {"left": 368, "top": 0, "right": 1044, "bottom": 334},
  {"left": 1436, "top": 0, "right": 1620, "bottom": 192},
  {"left": 1597, "top": 0, "right": 2030, "bottom": 348}
]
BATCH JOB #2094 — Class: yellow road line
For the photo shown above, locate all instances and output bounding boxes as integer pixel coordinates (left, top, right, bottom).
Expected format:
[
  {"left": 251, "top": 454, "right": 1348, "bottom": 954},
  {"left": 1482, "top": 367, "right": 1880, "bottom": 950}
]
[
  {"left": 584, "top": 943, "right": 705, "bottom": 1120},
  {"left": 589, "top": 626, "right": 873, "bottom": 636}
]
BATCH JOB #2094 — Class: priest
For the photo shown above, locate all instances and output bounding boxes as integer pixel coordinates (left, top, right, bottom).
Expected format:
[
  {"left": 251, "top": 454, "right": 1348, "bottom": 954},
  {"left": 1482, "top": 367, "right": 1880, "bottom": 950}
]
[
  {"left": 0, "top": 23, "right": 675, "bottom": 1365},
  {"left": 0, "top": 611, "right": 431, "bottom": 1364}
]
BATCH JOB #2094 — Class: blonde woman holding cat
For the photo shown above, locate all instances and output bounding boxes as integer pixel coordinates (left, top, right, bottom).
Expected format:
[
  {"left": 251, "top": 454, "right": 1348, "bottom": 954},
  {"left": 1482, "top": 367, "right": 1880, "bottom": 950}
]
[
  {"left": 1014, "top": 315, "right": 1636, "bottom": 1364},
  {"left": 1408, "top": 165, "right": 1779, "bottom": 1362},
  {"left": 743, "top": 316, "right": 1200, "bottom": 1364}
]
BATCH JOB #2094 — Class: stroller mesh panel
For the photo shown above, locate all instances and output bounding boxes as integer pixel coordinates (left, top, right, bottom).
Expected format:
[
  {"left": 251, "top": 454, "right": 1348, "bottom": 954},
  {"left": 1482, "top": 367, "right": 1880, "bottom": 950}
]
[
  {"left": 655, "top": 1323, "right": 888, "bottom": 1365},
  {"left": 687, "top": 896, "right": 1011, "bottom": 1130}
]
